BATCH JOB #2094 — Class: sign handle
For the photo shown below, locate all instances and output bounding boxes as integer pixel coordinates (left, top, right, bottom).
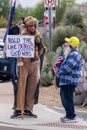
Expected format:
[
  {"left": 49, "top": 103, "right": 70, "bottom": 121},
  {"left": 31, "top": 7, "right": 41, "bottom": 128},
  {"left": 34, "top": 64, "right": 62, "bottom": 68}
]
[{"left": 19, "top": 66, "right": 24, "bottom": 119}]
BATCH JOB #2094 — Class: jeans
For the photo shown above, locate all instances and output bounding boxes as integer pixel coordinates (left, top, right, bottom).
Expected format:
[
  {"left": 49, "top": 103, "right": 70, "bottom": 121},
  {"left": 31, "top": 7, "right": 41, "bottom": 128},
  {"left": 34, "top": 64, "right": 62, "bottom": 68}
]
[
  {"left": 9, "top": 58, "right": 17, "bottom": 85},
  {"left": 9, "top": 58, "right": 18, "bottom": 108},
  {"left": 60, "top": 85, "right": 76, "bottom": 119},
  {"left": 34, "top": 49, "right": 46, "bottom": 103}
]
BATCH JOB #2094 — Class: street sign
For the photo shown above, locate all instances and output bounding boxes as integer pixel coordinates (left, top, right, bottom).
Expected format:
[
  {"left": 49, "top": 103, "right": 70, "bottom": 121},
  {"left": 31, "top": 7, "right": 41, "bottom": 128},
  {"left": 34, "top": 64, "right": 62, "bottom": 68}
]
[
  {"left": 44, "top": 16, "right": 49, "bottom": 25},
  {"left": 44, "top": 0, "right": 55, "bottom": 7}
]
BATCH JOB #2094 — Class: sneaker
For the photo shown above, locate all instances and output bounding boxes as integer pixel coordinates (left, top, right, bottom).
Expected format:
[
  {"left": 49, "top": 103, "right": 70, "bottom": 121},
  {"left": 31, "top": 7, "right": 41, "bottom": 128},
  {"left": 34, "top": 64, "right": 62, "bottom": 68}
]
[
  {"left": 24, "top": 110, "right": 37, "bottom": 118},
  {"left": 60, "top": 116, "right": 66, "bottom": 121},
  {"left": 10, "top": 110, "right": 21, "bottom": 119},
  {"left": 61, "top": 117, "right": 77, "bottom": 123},
  {"left": 34, "top": 101, "right": 38, "bottom": 105},
  {"left": 12, "top": 106, "right": 15, "bottom": 110}
]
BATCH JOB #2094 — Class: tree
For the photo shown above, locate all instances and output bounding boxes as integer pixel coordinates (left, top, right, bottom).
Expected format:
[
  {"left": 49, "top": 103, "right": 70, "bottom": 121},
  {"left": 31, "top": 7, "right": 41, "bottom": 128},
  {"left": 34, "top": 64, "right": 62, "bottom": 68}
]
[
  {"left": 15, "top": 2, "right": 44, "bottom": 23},
  {"left": 0, "top": 16, "right": 7, "bottom": 27},
  {"left": 0, "top": 0, "right": 10, "bottom": 19},
  {"left": 56, "top": 0, "right": 66, "bottom": 25},
  {"left": 52, "top": 25, "right": 81, "bottom": 51},
  {"left": 27, "top": 2, "right": 44, "bottom": 20},
  {"left": 62, "top": 9, "right": 84, "bottom": 28},
  {"left": 14, "top": 4, "right": 30, "bottom": 22}
]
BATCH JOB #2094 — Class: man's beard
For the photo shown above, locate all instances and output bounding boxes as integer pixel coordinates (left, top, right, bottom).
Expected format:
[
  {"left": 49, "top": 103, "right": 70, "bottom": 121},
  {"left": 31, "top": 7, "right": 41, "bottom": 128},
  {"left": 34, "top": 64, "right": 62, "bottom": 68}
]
[
  {"left": 63, "top": 46, "right": 71, "bottom": 59},
  {"left": 27, "top": 28, "right": 35, "bottom": 35}
]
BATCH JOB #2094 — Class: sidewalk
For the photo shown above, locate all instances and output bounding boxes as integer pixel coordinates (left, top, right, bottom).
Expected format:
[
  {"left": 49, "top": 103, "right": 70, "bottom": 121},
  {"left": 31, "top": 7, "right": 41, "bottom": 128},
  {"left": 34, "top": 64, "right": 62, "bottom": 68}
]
[
  {"left": 0, "top": 103, "right": 87, "bottom": 130},
  {"left": 0, "top": 82, "right": 87, "bottom": 130}
]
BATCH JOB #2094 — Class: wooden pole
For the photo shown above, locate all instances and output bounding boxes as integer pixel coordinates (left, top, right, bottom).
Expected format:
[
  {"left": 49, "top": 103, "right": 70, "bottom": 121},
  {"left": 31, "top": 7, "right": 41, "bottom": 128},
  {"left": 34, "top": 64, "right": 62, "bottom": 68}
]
[{"left": 19, "top": 65, "right": 24, "bottom": 119}]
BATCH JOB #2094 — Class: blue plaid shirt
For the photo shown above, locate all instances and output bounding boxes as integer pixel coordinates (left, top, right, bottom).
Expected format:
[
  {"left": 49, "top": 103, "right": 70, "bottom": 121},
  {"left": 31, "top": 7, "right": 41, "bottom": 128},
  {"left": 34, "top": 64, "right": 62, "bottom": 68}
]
[{"left": 57, "top": 50, "right": 82, "bottom": 86}]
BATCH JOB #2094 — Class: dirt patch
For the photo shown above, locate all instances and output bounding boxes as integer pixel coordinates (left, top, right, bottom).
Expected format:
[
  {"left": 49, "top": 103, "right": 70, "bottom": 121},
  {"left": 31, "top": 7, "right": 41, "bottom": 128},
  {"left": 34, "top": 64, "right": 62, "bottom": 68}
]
[{"left": 39, "top": 85, "right": 87, "bottom": 111}]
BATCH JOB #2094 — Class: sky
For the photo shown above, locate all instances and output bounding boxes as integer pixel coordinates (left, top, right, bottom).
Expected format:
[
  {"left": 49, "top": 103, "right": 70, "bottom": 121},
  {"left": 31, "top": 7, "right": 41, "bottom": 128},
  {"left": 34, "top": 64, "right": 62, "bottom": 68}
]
[{"left": 17, "top": 0, "right": 87, "bottom": 8}]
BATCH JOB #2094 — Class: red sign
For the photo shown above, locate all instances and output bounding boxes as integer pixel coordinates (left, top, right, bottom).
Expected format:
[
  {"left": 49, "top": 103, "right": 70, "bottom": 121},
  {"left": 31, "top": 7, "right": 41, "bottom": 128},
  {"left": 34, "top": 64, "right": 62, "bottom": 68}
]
[
  {"left": 44, "top": 0, "right": 55, "bottom": 7},
  {"left": 44, "top": 16, "right": 49, "bottom": 25}
]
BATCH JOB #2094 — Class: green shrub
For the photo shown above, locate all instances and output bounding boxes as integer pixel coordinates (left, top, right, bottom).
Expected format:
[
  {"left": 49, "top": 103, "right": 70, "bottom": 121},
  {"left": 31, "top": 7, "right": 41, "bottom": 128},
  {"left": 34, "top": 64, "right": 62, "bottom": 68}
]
[
  {"left": 62, "top": 8, "right": 84, "bottom": 28},
  {"left": 79, "top": 41, "right": 87, "bottom": 62},
  {"left": 40, "top": 48, "right": 63, "bottom": 86},
  {"left": 81, "top": 27, "right": 87, "bottom": 43},
  {"left": 52, "top": 25, "right": 81, "bottom": 51},
  {"left": 0, "top": 16, "right": 7, "bottom": 27},
  {"left": 40, "top": 52, "right": 57, "bottom": 86}
]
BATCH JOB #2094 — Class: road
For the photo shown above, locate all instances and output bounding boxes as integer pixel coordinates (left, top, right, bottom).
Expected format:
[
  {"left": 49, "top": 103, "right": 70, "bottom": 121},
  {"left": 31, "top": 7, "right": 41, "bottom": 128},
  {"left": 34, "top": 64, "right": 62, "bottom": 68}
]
[{"left": 0, "top": 81, "right": 13, "bottom": 104}]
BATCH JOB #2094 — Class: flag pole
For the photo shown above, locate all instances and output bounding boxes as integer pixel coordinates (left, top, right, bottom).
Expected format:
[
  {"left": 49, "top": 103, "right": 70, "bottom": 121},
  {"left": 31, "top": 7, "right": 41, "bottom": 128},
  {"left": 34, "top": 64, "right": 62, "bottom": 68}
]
[{"left": 3, "top": 0, "right": 16, "bottom": 42}]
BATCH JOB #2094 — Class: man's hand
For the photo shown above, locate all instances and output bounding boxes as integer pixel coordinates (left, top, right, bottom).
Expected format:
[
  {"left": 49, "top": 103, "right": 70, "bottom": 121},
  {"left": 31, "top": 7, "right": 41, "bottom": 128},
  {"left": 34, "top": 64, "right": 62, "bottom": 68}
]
[{"left": 17, "top": 61, "right": 24, "bottom": 67}]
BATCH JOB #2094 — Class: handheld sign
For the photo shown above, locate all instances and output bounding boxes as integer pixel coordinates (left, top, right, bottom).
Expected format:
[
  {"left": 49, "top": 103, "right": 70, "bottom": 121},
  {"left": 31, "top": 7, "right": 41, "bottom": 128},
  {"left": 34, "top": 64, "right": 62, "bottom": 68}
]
[{"left": 6, "top": 35, "right": 34, "bottom": 58}]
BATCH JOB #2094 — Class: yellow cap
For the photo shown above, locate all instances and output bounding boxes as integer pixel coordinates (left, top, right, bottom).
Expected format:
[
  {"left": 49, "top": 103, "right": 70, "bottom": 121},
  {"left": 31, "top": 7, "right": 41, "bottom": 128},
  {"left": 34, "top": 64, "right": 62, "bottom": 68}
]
[{"left": 65, "top": 36, "right": 80, "bottom": 47}]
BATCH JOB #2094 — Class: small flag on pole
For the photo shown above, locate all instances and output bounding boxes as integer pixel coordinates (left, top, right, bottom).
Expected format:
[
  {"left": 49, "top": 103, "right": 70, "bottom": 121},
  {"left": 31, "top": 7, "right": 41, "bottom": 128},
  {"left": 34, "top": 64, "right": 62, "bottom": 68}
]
[{"left": 3, "top": 0, "right": 16, "bottom": 43}]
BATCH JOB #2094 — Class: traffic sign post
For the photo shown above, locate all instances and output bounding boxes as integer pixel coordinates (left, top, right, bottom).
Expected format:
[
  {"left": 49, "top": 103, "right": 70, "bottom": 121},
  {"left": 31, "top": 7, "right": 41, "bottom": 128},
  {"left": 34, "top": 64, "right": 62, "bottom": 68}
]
[
  {"left": 44, "top": 0, "right": 55, "bottom": 7},
  {"left": 48, "top": 7, "right": 52, "bottom": 52},
  {"left": 44, "top": 0, "right": 56, "bottom": 52}
]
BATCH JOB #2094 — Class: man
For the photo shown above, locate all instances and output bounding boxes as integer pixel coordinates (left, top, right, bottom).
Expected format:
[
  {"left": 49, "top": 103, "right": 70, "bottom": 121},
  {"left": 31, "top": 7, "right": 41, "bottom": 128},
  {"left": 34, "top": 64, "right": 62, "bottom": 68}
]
[
  {"left": 9, "top": 17, "right": 25, "bottom": 109},
  {"left": 57, "top": 36, "right": 82, "bottom": 123},
  {"left": 11, "top": 16, "right": 44, "bottom": 118},
  {"left": 8, "top": 25, "right": 19, "bottom": 109},
  {"left": 34, "top": 41, "right": 46, "bottom": 104},
  {"left": 17, "top": 16, "right": 25, "bottom": 34}
]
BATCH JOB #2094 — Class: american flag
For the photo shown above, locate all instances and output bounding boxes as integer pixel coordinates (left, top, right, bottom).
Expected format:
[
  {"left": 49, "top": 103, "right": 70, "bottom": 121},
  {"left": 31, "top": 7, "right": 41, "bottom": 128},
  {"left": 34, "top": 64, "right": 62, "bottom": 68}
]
[
  {"left": 52, "top": 56, "right": 64, "bottom": 75},
  {"left": 3, "top": 0, "right": 16, "bottom": 42}
]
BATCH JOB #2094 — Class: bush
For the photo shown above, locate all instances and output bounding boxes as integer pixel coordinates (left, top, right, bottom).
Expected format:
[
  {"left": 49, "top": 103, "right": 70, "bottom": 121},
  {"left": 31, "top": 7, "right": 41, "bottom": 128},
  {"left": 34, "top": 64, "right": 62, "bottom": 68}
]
[
  {"left": 52, "top": 25, "right": 81, "bottom": 51},
  {"left": 81, "top": 27, "right": 87, "bottom": 43},
  {"left": 40, "top": 52, "right": 58, "bottom": 86},
  {"left": 62, "top": 8, "right": 84, "bottom": 28},
  {"left": 0, "top": 16, "right": 7, "bottom": 27},
  {"left": 79, "top": 41, "right": 87, "bottom": 62}
]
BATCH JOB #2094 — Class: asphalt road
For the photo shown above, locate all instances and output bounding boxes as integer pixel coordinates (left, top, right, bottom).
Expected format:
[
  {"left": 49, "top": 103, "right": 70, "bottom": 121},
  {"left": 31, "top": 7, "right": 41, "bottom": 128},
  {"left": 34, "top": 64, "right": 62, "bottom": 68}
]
[{"left": 0, "top": 81, "right": 13, "bottom": 104}]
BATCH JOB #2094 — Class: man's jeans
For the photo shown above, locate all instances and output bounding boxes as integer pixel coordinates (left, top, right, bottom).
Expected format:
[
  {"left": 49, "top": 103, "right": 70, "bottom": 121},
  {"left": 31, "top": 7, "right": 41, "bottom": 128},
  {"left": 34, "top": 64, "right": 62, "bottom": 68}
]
[
  {"left": 9, "top": 58, "right": 18, "bottom": 96},
  {"left": 9, "top": 58, "right": 18, "bottom": 108},
  {"left": 34, "top": 49, "right": 46, "bottom": 104},
  {"left": 60, "top": 85, "right": 76, "bottom": 119},
  {"left": 9, "top": 58, "right": 17, "bottom": 84}
]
